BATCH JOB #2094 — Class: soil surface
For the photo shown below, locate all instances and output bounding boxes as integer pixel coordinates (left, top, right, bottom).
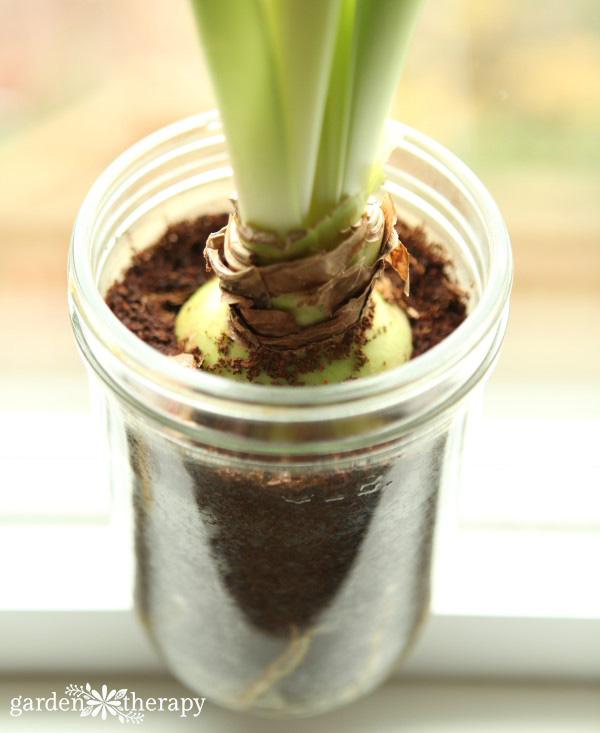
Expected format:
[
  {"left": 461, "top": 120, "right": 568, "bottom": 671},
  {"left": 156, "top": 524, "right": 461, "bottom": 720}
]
[{"left": 106, "top": 213, "right": 467, "bottom": 366}]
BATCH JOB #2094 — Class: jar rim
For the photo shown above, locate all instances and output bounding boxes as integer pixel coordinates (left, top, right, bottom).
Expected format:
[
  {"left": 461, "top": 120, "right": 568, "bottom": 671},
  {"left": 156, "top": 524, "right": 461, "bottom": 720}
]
[{"left": 69, "top": 111, "right": 512, "bottom": 435}]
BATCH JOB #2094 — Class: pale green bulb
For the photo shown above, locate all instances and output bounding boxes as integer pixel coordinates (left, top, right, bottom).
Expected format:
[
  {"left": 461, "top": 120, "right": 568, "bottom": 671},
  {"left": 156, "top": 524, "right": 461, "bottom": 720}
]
[{"left": 175, "top": 277, "right": 412, "bottom": 385}]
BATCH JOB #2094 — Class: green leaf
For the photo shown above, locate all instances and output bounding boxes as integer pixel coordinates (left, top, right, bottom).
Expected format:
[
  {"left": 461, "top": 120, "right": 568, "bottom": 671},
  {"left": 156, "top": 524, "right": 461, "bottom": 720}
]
[{"left": 191, "top": 0, "right": 423, "bottom": 254}]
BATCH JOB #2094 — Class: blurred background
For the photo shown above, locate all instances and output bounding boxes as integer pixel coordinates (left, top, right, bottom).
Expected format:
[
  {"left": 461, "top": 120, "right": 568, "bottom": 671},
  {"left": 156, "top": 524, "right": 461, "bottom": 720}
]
[
  {"left": 1, "top": 0, "right": 599, "bottom": 729},
  {"left": 1, "top": 0, "right": 599, "bottom": 416}
]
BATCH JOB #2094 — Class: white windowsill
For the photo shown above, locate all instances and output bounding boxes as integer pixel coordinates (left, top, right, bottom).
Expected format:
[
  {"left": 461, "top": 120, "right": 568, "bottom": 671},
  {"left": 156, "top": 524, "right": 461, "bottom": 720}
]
[
  {"left": 3, "top": 676, "right": 600, "bottom": 732},
  {"left": 1, "top": 412, "right": 599, "bottom": 679}
]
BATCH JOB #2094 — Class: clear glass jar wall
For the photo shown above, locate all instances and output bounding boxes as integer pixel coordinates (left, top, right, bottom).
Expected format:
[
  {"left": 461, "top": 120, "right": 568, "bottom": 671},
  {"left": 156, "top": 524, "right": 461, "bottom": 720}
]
[{"left": 69, "top": 112, "right": 512, "bottom": 716}]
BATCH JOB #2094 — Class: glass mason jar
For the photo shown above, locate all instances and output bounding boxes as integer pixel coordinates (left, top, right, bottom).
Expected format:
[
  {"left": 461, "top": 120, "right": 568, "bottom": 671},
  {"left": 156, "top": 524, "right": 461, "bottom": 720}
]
[{"left": 68, "top": 111, "right": 512, "bottom": 717}]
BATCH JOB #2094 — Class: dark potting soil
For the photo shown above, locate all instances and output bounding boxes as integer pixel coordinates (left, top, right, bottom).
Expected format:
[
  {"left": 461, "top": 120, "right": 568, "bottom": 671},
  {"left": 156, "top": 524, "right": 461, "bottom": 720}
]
[
  {"left": 106, "top": 214, "right": 467, "bottom": 710},
  {"left": 105, "top": 213, "right": 467, "bottom": 365},
  {"left": 127, "top": 423, "right": 445, "bottom": 710}
]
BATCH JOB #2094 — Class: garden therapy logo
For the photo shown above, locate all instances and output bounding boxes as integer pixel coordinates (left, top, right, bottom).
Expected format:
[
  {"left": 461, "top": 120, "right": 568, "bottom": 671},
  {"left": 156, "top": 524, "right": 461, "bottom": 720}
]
[{"left": 9, "top": 683, "right": 206, "bottom": 723}]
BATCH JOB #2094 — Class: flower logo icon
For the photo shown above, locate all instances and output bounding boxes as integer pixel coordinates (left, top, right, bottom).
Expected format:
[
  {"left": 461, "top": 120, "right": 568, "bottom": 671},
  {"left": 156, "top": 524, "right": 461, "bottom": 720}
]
[
  {"left": 65, "top": 684, "right": 144, "bottom": 724},
  {"left": 83, "top": 685, "right": 124, "bottom": 720}
]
